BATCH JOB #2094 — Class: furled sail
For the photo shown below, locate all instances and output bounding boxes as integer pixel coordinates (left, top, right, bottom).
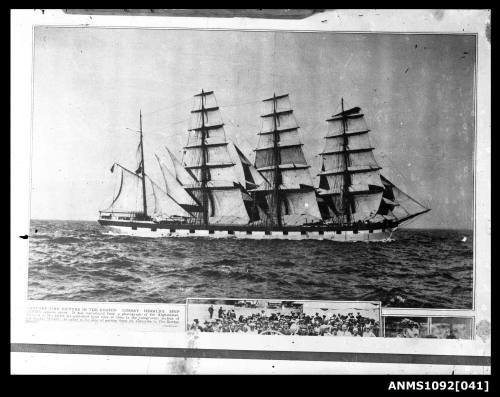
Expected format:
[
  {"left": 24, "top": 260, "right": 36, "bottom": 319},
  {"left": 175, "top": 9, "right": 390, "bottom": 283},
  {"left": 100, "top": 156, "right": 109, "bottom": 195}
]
[
  {"left": 318, "top": 103, "right": 384, "bottom": 223},
  {"left": 155, "top": 154, "right": 201, "bottom": 213},
  {"left": 182, "top": 90, "right": 250, "bottom": 225},
  {"left": 252, "top": 93, "right": 322, "bottom": 226},
  {"left": 105, "top": 164, "right": 192, "bottom": 219}
]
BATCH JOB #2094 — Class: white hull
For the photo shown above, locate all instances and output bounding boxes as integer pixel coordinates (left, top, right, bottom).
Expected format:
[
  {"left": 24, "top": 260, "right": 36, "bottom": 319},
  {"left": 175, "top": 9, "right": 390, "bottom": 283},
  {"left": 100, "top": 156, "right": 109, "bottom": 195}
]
[{"left": 105, "top": 224, "right": 395, "bottom": 242}]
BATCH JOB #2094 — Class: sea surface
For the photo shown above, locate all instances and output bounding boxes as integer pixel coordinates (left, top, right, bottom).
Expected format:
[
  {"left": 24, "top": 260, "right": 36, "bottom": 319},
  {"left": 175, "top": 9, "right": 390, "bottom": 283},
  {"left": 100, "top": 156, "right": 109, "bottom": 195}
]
[{"left": 28, "top": 220, "right": 473, "bottom": 308}]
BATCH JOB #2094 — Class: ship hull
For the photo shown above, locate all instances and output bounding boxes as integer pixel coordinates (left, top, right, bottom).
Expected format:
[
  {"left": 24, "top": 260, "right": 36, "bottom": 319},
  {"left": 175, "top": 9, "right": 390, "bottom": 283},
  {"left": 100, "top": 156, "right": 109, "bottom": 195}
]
[{"left": 98, "top": 219, "right": 397, "bottom": 241}]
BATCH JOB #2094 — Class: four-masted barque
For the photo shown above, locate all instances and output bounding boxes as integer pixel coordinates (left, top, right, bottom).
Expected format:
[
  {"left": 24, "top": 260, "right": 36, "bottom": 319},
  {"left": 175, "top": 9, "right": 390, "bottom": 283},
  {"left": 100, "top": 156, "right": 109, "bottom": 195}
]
[{"left": 98, "top": 90, "right": 430, "bottom": 241}]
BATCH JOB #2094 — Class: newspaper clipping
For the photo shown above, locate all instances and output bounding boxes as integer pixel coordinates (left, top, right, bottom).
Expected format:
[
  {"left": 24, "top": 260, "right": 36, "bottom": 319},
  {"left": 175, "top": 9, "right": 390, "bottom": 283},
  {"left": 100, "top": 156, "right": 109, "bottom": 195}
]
[{"left": 11, "top": 9, "right": 491, "bottom": 376}]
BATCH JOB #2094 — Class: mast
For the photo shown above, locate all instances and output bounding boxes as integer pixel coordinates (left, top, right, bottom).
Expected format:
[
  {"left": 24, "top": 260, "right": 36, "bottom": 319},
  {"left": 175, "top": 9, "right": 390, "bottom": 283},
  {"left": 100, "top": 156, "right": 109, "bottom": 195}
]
[
  {"left": 271, "top": 93, "right": 283, "bottom": 227},
  {"left": 183, "top": 90, "right": 251, "bottom": 225},
  {"left": 340, "top": 98, "right": 352, "bottom": 223},
  {"left": 318, "top": 102, "right": 384, "bottom": 224},
  {"left": 139, "top": 110, "right": 148, "bottom": 218},
  {"left": 199, "top": 89, "right": 209, "bottom": 225},
  {"left": 254, "top": 93, "right": 322, "bottom": 226}
]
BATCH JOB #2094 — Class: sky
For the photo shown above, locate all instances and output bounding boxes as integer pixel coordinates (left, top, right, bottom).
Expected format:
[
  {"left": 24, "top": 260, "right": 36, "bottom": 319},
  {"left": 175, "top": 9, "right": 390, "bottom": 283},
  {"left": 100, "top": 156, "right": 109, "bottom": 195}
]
[{"left": 31, "top": 27, "right": 476, "bottom": 229}]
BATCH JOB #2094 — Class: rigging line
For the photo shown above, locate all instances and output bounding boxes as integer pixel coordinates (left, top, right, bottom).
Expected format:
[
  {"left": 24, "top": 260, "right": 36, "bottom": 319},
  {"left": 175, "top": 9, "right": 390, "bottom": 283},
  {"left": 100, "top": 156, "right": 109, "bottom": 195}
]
[
  {"left": 143, "top": 118, "right": 191, "bottom": 135},
  {"left": 142, "top": 96, "right": 193, "bottom": 116},
  {"left": 219, "top": 99, "right": 263, "bottom": 108},
  {"left": 272, "top": 31, "right": 277, "bottom": 92},
  {"left": 109, "top": 167, "right": 119, "bottom": 211},
  {"left": 154, "top": 116, "right": 191, "bottom": 128},
  {"left": 225, "top": 118, "right": 261, "bottom": 129},
  {"left": 234, "top": 136, "right": 256, "bottom": 157},
  {"left": 135, "top": 176, "right": 140, "bottom": 213},
  {"left": 106, "top": 122, "right": 184, "bottom": 141},
  {"left": 398, "top": 215, "right": 422, "bottom": 228},
  {"left": 381, "top": 155, "right": 429, "bottom": 207}
]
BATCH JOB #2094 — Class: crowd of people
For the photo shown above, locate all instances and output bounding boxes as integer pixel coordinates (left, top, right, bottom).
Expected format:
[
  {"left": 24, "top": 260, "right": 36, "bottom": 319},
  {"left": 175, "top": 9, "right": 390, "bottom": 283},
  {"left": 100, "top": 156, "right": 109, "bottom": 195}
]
[
  {"left": 388, "top": 318, "right": 460, "bottom": 339},
  {"left": 189, "top": 306, "right": 380, "bottom": 337}
]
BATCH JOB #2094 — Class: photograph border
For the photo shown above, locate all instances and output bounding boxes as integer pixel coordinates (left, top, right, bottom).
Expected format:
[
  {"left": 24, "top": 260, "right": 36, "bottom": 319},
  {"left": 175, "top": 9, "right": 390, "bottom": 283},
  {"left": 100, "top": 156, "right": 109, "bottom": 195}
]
[
  {"left": 11, "top": 9, "right": 491, "bottom": 374},
  {"left": 26, "top": 24, "right": 478, "bottom": 312},
  {"left": 186, "top": 297, "right": 383, "bottom": 335}
]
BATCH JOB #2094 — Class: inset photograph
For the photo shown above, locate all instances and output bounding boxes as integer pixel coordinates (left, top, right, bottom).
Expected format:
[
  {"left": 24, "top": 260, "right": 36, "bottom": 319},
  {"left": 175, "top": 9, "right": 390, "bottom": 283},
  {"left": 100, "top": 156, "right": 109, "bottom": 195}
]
[{"left": 187, "top": 298, "right": 381, "bottom": 336}]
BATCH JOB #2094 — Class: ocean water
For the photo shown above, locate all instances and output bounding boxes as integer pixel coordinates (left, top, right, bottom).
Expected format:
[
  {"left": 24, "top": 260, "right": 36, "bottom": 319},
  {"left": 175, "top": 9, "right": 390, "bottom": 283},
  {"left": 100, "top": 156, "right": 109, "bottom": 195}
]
[{"left": 28, "top": 220, "right": 473, "bottom": 308}]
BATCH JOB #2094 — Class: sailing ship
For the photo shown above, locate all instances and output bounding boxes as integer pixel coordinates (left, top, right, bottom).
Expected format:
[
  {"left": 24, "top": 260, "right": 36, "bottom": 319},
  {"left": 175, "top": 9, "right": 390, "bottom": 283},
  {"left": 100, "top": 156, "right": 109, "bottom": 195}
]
[{"left": 98, "top": 90, "right": 430, "bottom": 241}]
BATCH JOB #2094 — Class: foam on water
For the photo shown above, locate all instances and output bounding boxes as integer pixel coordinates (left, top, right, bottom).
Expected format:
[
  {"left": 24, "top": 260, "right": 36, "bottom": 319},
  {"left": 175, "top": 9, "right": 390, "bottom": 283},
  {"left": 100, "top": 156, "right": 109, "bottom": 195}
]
[{"left": 28, "top": 220, "right": 473, "bottom": 308}]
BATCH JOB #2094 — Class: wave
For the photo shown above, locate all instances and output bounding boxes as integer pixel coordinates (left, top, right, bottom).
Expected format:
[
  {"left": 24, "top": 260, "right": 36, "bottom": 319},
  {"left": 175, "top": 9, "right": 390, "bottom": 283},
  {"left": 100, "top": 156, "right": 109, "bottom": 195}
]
[
  {"left": 110, "top": 274, "right": 142, "bottom": 283},
  {"left": 50, "top": 236, "right": 81, "bottom": 244},
  {"left": 27, "top": 222, "right": 474, "bottom": 309},
  {"left": 359, "top": 286, "right": 427, "bottom": 307},
  {"left": 296, "top": 278, "right": 332, "bottom": 288},
  {"left": 272, "top": 260, "right": 296, "bottom": 268},
  {"left": 196, "top": 267, "right": 267, "bottom": 283},
  {"left": 203, "top": 258, "right": 238, "bottom": 267},
  {"left": 426, "top": 271, "right": 459, "bottom": 281}
]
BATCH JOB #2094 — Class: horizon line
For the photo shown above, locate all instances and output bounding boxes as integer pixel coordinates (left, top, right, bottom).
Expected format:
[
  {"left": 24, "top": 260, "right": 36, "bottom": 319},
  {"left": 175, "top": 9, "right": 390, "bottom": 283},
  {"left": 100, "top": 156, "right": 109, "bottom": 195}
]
[{"left": 29, "top": 218, "right": 473, "bottom": 232}]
